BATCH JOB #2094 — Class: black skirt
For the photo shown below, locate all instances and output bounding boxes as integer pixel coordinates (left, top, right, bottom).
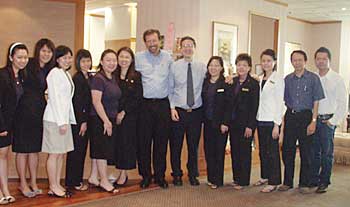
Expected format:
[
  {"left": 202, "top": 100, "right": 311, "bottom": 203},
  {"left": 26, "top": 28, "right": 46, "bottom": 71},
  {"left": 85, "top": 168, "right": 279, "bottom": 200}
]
[
  {"left": 0, "top": 133, "right": 11, "bottom": 148},
  {"left": 114, "top": 115, "right": 137, "bottom": 170},
  {"left": 89, "top": 116, "right": 117, "bottom": 165}
]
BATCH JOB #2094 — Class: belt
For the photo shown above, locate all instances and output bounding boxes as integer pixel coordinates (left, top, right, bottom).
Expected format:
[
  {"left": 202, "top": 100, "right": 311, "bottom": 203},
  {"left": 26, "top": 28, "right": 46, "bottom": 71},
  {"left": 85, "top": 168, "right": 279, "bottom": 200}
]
[
  {"left": 175, "top": 107, "right": 201, "bottom": 113},
  {"left": 143, "top": 97, "right": 168, "bottom": 102},
  {"left": 317, "top": 114, "right": 333, "bottom": 120},
  {"left": 287, "top": 108, "right": 312, "bottom": 114}
]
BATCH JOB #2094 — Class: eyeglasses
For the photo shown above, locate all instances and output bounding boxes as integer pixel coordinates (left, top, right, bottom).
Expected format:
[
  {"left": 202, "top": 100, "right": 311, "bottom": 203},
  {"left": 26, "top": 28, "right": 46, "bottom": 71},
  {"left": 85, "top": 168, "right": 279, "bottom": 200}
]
[{"left": 182, "top": 44, "right": 194, "bottom": 48}]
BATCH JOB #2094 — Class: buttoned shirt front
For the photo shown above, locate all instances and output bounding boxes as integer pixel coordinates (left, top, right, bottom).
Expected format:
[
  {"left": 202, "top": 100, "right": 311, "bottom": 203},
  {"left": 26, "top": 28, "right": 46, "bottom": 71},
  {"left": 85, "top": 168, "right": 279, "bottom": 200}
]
[
  {"left": 135, "top": 50, "right": 173, "bottom": 99},
  {"left": 284, "top": 69, "right": 325, "bottom": 111},
  {"left": 168, "top": 58, "right": 207, "bottom": 109},
  {"left": 318, "top": 69, "right": 348, "bottom": 125}
]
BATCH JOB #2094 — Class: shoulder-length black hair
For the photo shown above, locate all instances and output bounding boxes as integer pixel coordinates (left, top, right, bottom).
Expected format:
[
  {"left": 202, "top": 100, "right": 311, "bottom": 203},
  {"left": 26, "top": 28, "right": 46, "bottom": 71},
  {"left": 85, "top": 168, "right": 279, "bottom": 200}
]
[
  {"left": 55, "top": 45, "right": 73, "bottom": 69},
  {"left": 75, "top": 49, "right": 92, "bottom": 71},
  {"left": 205, "top": 56, "right": 225, "bottom": 81},
  {"left": 115, "top": 47, "right": 137, "bottom": 82},
  {"left": 33, "top": 38, "right": 55, "bottom": 72}
]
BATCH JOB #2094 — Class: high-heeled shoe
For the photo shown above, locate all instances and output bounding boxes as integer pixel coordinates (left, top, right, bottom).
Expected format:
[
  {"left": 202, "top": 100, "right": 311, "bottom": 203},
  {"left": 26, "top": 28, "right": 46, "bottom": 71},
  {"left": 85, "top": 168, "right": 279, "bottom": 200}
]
[
  {"left": 48, "top": 190, "right": 72, "bottom": 198},
  {"left": 99, "top": 185, "right": 120, "bottom": 194},
  {"left": 113, "top": 176, "right": 128, "bottom": 187}
]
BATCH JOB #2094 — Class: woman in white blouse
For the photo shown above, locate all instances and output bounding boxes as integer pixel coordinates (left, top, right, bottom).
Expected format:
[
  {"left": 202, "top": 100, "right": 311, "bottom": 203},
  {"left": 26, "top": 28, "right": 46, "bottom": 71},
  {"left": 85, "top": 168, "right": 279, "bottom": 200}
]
[
  {"left": 255, "top": 49, "right": 285, "bottom": 193},
  {"left": 42, "top": 45, "right": 76, "bottom": 198}
]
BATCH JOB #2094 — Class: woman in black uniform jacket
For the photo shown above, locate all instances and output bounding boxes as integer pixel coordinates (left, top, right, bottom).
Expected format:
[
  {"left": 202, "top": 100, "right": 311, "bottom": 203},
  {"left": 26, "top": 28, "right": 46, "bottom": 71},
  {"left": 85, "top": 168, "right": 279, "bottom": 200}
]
[
  {"left": 113, "top": 47, "right": 142, "bottom": 186},
  {"left": 65, "top": 49, "right": 92, "bottom": 191},
  {"left": 222, "top": 53, "right": 259, "bottom": 190},
  {"left": 13, "top": 38, "right": 55, "bottom": 197},
  {"left": 201, "top": 56, "right": 229, "bottom": 189},
  {"left": 0, "top": 42, "right": 29, "bottom": 204}
]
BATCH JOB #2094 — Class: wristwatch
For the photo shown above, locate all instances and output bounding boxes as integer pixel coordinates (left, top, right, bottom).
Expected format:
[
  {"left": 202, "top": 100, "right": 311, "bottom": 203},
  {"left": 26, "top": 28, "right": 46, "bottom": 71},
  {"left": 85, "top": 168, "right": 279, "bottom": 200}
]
[{"left": 312, "top": 118, "right": 317, "bottom": 122}]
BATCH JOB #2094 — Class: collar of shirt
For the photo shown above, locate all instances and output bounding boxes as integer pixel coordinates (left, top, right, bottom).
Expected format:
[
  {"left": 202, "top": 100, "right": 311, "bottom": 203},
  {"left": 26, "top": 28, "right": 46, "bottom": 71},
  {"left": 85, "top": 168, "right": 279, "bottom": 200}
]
[{"left": 292, "top": 69, "right": 312, "bottom": 80}]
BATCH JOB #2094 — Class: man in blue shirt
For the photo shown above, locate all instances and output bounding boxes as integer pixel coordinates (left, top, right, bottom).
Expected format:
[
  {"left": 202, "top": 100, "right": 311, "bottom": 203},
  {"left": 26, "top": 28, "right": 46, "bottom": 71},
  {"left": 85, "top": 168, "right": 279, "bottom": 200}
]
[
  {"left": 168, "top": 36, "right": 207, "bottom": 186},
  {"left": 278, "top": 50, "right": 325, "bottom": 194},
  {"left": 135, "top": 29, "right": 173, "bottom": 189}
]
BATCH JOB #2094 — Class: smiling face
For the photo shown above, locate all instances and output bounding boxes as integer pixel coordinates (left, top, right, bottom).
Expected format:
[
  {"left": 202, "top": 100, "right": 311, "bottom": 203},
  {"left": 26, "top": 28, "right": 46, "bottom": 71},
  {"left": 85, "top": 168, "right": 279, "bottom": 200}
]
[
  {"left": 315, "top": 52, "right": 330, "bottom": 71},
  {"left": 144, "top": 33, "right": 160, "bottom": 55},
  {"left": 261, "top": 54, "right": 275, "bottom": 73},
  {"left": 57, "top": 53, "right": 73, "bottom": 70},
  {"left": 118, "top": 50, "right": 132, "bottom": 70},
  {"left": 10, "top": 49, "right": 29, "bottom": 70},
  {"left": 208, "top": 59, "right": 223, "bottom": 79},
  {"left": 39, "top": 45, "right": 54, "bottom": 66},
  {"left": 79, "top": 57, "right": 92, "bottom": 72},
  {"left": 236, "top": 60, "right": 250, "bottom": 77},
  {"left": 291, "top": 52, "right": 306, "bottom": 73},
  {"left": 181, "top": 39, "right": 195, "bottom": 59},
  {"left": 101, "top": 52, "right": 118, "bottom": 73}
]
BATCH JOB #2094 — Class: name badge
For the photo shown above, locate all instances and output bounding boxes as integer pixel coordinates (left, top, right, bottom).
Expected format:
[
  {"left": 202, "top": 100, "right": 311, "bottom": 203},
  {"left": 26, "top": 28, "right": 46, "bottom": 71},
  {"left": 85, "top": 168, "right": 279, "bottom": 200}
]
[
  {"left": 217, "top": 88, "right": 224, "bottom": 93},
  {"left": 242, "top": 88, "right": 249, "bottom": 92},
  {"left": 269, "top": 80, "right": 275, "bottom": 84}
]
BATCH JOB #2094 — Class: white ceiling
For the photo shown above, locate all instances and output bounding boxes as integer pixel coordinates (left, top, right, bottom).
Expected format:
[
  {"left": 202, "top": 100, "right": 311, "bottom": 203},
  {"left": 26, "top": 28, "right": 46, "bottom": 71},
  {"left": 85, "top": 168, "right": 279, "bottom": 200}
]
[
  {"left": 281, "top": 0, "right": 350, "bottom": 22},
  {"left": 86, "top": 0, "right": 350, "bottom": 22}
]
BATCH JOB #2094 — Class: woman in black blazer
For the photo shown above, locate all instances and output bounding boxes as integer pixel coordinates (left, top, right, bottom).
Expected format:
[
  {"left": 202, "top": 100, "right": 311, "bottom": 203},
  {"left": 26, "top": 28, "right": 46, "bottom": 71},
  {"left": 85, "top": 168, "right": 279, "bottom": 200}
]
[
  {"left": 201, "top": 56, "right": 229, "bottom": 189},
  {"left": 65, "top": 49, "right": 92, "bottom": 191},
  {"left": 13, "top": 38, "right": 55, "bottom": 197},
  {"left": 222, "top": 53, "right": 260, "bottom": 190},
  {"left": 113, "top": 47, "right": 142, "bottom": 186},
  {"left": 0, "top": 42, "right": 29, "bottom": 204}
]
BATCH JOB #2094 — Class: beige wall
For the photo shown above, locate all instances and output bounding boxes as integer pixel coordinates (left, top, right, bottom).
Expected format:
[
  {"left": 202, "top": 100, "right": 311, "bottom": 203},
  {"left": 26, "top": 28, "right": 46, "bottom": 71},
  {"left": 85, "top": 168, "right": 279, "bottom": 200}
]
[
  {"left": 250, "top": 14, "right": 276, "bottom": 72},
  {"left": 0, "top": 0, "right": 76, "bottom": 67}
]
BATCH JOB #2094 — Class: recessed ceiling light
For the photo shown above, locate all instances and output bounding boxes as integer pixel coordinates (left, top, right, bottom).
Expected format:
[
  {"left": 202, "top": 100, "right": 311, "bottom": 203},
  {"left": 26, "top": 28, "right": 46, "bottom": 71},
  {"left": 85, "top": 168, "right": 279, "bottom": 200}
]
[{"left": 341, "top": 7, "right": 347, "bottom": 11}]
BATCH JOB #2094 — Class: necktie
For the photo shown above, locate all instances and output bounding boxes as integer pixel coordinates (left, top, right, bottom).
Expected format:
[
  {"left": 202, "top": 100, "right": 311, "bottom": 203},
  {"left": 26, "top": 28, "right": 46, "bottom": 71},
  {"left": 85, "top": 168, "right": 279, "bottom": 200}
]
[{"left": 187, "top": 62, "right": 194, "bottom": 108}]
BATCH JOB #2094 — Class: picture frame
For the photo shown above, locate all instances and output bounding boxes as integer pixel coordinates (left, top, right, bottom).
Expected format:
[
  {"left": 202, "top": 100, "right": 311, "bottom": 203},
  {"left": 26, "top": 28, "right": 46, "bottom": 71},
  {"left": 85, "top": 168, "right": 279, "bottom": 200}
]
[{"left": 212, "top": 21, "right": 238, "bottom": 75}]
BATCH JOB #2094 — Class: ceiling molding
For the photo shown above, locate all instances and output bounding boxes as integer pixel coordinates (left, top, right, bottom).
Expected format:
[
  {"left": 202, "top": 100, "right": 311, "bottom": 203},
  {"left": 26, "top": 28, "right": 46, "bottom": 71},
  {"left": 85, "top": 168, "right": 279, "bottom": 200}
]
[
  {"left": 287, "top": 16, "right": 341, "bottom": 25},
  {"left": 264, "top": 0, "right": 288, "bottom": 7}
]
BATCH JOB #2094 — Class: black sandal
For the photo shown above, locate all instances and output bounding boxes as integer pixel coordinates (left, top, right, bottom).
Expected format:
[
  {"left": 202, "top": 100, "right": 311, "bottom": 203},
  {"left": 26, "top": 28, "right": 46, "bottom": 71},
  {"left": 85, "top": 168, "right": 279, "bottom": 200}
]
[{"left": 48, "top": 190, "right": 72, "bottom": 198}]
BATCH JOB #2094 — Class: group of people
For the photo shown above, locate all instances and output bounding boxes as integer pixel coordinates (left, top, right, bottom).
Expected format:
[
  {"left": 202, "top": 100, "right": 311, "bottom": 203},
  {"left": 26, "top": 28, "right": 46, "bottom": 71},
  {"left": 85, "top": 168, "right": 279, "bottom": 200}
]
[{"left": 0, "top": 28, "right": 347, "bottom": 204}]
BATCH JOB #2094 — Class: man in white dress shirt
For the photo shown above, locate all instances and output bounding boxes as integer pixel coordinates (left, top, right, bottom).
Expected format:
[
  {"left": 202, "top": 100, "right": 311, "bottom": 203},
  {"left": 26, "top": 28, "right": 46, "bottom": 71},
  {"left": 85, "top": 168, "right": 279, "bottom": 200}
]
[{"left": 310, "top": 47, "right": 348, "bottom": 193}]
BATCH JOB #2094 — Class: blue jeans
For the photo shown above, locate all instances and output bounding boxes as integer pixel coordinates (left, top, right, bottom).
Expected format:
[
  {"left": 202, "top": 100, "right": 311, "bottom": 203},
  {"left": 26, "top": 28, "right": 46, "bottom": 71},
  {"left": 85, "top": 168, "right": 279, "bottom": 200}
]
[{"left": 311, "top": 119, "right": 336, "bottom": 186}]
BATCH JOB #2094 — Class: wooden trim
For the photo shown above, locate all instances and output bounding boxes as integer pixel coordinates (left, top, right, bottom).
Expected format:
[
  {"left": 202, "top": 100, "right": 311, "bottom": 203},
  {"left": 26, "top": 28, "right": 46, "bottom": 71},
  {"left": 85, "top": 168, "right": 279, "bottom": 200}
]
[
  {"left": 46, "top": 0, "right": 79, "bottom": 3},
  {"left": 264, "top": 0, "right": 288, "bottom": 7},
  {"left": 273, "top": 20, "right": 279, "bottom": 53},
  {"left": 287, "top": 16, "right": 341, "bottom": 25},
  {"left": 89, "top": 14, "right": 105, "bottom": 18}
]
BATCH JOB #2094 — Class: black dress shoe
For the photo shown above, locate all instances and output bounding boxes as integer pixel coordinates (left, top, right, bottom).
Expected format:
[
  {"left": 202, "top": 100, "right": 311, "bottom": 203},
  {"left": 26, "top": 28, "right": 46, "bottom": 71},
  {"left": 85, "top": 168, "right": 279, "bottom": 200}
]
[
  {"left": 189, "top": 177, "right": 200, "bottom": 186},
  {"left": 155, "top": 179, "right": 168, "bottom": 189},
  {"left": 173, "top": 176, "right": 183, "bottom": 186},
  {"left": 140, "top": 178, "right": 151, "bottom": 189},
  {"left": 316, "top": 184, "right": 328, "bottom": 193}
]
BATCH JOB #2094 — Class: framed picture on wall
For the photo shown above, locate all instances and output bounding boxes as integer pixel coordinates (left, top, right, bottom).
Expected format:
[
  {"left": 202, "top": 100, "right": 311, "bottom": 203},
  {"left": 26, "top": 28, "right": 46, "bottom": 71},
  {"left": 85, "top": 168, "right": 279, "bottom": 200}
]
[{"left": 212, "top": 21, "right": 238, "bottom": 75}]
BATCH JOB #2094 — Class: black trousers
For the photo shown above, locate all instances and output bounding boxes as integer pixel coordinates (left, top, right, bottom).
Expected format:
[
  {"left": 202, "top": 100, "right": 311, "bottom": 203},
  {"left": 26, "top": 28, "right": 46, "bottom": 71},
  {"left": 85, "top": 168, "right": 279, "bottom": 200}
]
[
  {"left": 65, "top": 124, "right": 88, "bottom": 187},
  {"left": 229, "top": 125, "right": 253, "bottom": 186},
  {"left": 137, "top": 98, "right": 170, "bottom": 180},
  {"left": 282, "top": 109, "right": 313, "bottom": 187},
  {"left": 203, "top": 119, "right": 228, "bottom": 186},
  {"left": 257, "top": 124, "right": 281, "bottom": 185},
  {"left": 170, "top": 108, "right": 202, "bottom": 178}
]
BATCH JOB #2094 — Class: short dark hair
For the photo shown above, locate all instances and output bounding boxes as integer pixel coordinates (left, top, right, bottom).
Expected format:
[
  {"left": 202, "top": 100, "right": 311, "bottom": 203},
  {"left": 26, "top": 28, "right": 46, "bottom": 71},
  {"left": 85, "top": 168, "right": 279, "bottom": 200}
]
[
  {"left": 75, "top": 49, "right": 92, "bottom": 71},
  {"left": 260, "top": 49, "right": 277, "bottom": 71},
  {"left": 180, "top": 36, "right": 196, "bottom": 48},
  {"left": 315, "top": 47, "right": 331, "bottom": 61},
  {"left": 235, "top": 53, "right": 252, "bottom": 67},
  {"left": 34, "top": 38, "right": 56, "bottom": 71},
  {"left": 55, "top": 45, "right": 73, "bottom": 68},
  {"left": 143, "top": 29, "right": 161, "bottom": 42},
  {"left": 205, "top": 56, "right": 225, "bottom": 80},
  {"left": 291, "top": 50, "right": 307, "bottom": 62}
]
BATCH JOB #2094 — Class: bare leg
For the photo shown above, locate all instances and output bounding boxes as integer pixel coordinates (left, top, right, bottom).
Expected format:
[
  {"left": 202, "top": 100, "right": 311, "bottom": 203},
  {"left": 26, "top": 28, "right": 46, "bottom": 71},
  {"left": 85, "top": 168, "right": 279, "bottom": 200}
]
[
  {"left": 16, "top": 153, "right": 32, "bottom": 194},
  {"left": 97, "top": 159, "right": 113, "bottom": 191},
  {"left": 0, "top": 147, "right": 11, "bottom": 197},
  {"left": 28, "top": 153, "right": 40, "bottom": 191},
  {"left": 56, "top": 154, "right": 65, "bottom": 191},
  {"left": 47, "top": 153, "right": 65, "bottom": 195},
  {"left": 88, "top": 159, "right": 99, "bottom": 185},
  {"left": 117, "top": 169, "right": 127, "bottom": 185}
]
